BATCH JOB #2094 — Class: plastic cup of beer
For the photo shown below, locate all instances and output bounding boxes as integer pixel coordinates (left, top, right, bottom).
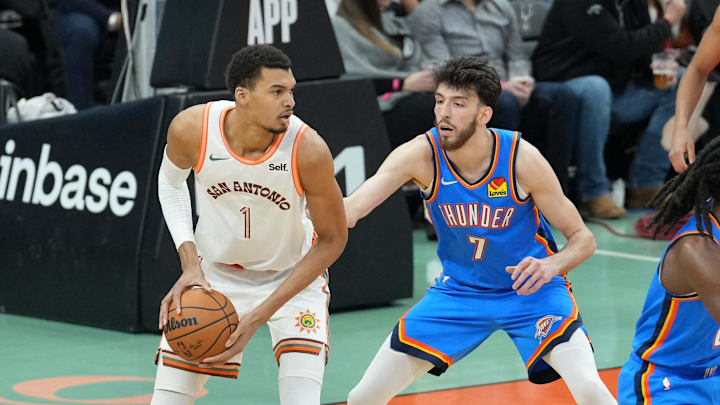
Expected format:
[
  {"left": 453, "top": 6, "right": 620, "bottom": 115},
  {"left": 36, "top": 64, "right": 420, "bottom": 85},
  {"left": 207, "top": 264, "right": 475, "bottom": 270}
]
[{"left": 651, "top": 52, "right": 675, "bottom": 89}]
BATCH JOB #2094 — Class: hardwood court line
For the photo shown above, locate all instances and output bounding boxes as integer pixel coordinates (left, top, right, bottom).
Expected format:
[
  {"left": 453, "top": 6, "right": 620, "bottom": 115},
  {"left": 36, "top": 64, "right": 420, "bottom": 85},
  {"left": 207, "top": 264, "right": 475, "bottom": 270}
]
[{"left": 593, "top": 249, "right": 659, "bottom": 263}]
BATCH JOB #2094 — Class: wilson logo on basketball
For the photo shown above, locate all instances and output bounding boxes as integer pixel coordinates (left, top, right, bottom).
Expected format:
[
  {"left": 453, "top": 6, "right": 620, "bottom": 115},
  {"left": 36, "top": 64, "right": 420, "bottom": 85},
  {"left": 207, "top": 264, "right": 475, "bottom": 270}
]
[
  {"left": 534, "top": 315, "right": 562, "bottom": 340},
  {"left": 166, "top": 316, "right": 199, "bottom": 332},
  {"left": 488, "top": 177, "right": 508, "bottom": 198}
]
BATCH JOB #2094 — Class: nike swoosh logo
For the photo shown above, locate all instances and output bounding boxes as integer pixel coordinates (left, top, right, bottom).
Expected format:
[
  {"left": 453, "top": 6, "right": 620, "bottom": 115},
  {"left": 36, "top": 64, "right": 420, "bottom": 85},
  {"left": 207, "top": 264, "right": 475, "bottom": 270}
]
[
  {"left": 441, "top": 177, "right": 458, "bottom": 185},
  {"left": 209, "top": 154, "right": 229, "bottom": 161}
]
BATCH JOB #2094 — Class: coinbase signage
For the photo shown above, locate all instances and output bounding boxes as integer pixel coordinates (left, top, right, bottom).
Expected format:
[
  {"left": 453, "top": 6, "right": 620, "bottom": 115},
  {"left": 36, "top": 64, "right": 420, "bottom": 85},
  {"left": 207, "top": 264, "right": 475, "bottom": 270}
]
[{"left": 0, "top": 97, "right": 167, "bottom": 331}]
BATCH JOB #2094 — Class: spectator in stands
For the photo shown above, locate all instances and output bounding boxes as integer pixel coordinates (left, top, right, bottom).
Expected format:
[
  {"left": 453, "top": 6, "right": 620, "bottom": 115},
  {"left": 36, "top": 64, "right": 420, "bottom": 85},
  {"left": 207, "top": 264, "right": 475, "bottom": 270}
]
[
  {"left": 0, "top": 29, "right": 33, "bottom": 95},
  {"left": 331, "top": 0, "right": 436, "bottom": 148},
  {"left": 407, "top": 0, "right": 580, "bottom": 196},
  {"left": 0, "top": 0, "right": 65, "bottom": 97},
  {"left": 50, "top": 0, "right": 121, "bottom": 110},
  {"left": 532, "top": 0, "right": 686, "bottom": 217}
]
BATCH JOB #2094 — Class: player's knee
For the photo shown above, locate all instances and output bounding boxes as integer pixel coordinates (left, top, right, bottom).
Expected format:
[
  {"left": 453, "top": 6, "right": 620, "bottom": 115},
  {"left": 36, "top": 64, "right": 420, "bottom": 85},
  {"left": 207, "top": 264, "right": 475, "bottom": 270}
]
[
  {"left": 346, "top": 384, "right": 373, "bottom": 405},
  {"left": 278, "top": 350, "right": 326, "bottom": 385},
  {"left": 150, "top": 388, "right": 195, "bottom": 405},
  {"left": 153, "top": 359, "right": 208, "bottom": 398},
  {"left": 567, "top": 375, "right": 611, "bottom": 405}
]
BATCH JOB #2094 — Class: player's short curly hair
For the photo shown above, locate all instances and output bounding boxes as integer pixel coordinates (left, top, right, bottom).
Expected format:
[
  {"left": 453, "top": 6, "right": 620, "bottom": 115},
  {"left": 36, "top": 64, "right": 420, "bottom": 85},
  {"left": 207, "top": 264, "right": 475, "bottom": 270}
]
[
  {"left": 432, "top": 56, "right": 501, "bottom": 108},
  {"left": 225, "top": 45, "right": 291, "bottom": 92}
]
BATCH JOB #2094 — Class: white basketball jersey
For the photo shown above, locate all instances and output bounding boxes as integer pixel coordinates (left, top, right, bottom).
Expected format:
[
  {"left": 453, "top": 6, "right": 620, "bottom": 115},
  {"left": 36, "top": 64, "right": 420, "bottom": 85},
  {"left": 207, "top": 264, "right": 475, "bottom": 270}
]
[{"left": 192, "top": 100, "right": 314, "bottom": 271}]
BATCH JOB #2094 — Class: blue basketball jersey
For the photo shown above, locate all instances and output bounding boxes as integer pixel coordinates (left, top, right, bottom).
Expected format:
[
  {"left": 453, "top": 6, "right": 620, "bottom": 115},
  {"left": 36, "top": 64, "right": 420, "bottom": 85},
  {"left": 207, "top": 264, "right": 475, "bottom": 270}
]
[
  {"left": 629, "top": 212, "right": 720, "bottom": 370},
  {"left": 423, "top": 127, "right": 559, "bottom": 290}
]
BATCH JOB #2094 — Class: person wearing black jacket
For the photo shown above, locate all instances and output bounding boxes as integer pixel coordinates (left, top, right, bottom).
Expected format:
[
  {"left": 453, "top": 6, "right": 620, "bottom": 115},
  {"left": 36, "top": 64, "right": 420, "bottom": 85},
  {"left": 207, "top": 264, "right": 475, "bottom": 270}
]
[{"left": 532, "top": 0, "right": 686, "bottom": 217}]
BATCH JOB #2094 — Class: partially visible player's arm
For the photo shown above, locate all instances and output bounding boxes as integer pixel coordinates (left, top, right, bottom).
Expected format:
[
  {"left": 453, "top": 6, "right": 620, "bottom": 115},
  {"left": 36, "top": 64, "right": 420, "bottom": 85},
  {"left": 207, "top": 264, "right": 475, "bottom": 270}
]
[
  {"left": 157, "top": 105, "right": 211, "bottom": 330},
  {"left": 670, "top": 7, "right": 720, "bottom": 172},
  {"left": 506, "top": 140, "right": 596, "bottom": 295},
  {"left": 202, "top": 129, "right": 348, "bottom": 366},
  {"left": 345, "top": 135, "right": 434, "bottom": 227},
  {"left": 663, "top": 235, "right": 720, "bottom": 323}
]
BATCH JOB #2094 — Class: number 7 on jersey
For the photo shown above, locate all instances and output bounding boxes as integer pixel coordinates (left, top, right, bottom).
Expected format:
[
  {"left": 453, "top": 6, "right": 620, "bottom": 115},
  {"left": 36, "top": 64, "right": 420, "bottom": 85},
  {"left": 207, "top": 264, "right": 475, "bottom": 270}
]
[{"left": 468, "top": 235, "right": 487, "bottom": 260}]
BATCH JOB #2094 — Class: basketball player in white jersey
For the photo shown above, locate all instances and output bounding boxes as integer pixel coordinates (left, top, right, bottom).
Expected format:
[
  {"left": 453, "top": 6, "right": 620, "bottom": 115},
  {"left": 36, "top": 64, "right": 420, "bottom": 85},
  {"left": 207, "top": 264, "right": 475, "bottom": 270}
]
[{"left": 152, "top": 45, "right": 347, "bottom": 405}]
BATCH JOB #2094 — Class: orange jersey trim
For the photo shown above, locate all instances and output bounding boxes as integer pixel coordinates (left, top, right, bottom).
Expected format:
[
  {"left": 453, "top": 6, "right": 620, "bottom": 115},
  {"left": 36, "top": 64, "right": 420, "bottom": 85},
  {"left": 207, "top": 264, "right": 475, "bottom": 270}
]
[
  {"left": 640, "top": 299, "right": 679, "bottom": 361},
  {"left": 193, "top": 102, "right": 212, "bottom": 173},
  {"left": 441, "top": 129, "right": 499, "bottom": 189},
  {"left": 291, "top": 124, "right": 310, "bottom": 196},
  {"left": 162, "top": 358, "right": 239, "bottom": 378},
  {"left": 508, "top": 131, "right": 530, "bottom": 205},
  {"left": 398, "top": 292, "right": 454, "bottom": 367},
  {"left": 322, "top": 269, "right": 331, "bottom": 363},
  {"left": 219, "top": 106, "right": 287, "bottom": 165},
  {"left": 710, "top": 214, "right": 720, "bottom": 239},
  {"left": 424, "top": 202, "right": 440, "bottom": 243},
  {"left": 424, "top": 131, "right": 441, "bottom": 203},
  {"left": 672, "top": 295, "right": 700, "bottom": 301},
  {"left": 533, "top": 206, "right": 555, "bottom": 256},
  {"left": 641, "top": 362, "right": 656, "bottom": 404},
  {"left": 525, "top": 280, "right": 578, "bottom": 369}
]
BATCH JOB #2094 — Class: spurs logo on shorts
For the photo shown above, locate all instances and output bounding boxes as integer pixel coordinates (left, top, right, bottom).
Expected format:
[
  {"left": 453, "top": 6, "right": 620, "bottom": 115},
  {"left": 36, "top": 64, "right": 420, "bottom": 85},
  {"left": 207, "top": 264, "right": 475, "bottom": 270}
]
[
  {"left": 535, "top": 315, "right": 562, "bottom": 340},
  {"left": 296, "top": 309, "right": 320, "bottom": 334}
]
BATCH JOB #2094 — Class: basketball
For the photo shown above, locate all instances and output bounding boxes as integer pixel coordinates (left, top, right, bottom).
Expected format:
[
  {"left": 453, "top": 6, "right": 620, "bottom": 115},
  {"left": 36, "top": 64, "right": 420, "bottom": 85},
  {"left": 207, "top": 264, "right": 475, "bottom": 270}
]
[{"left": 164, "top": 289, "right": 239, "bottom": 362}]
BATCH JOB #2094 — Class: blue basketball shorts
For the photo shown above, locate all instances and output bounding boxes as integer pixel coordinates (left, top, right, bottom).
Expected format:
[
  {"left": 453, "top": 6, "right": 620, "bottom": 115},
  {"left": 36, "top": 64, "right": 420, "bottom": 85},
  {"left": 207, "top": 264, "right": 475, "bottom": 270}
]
[
  {"left": 618, "top": 353, "right": 720, "bottom": 404},
  {"left": 390, "top": 276, "right": 587, "bottom": 383}
]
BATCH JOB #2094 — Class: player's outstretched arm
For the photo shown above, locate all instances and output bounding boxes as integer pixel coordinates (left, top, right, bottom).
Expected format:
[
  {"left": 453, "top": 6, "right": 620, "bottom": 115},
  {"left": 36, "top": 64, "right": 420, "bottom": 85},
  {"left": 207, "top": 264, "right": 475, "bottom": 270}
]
[
  {"left": 663, "top": 235, "right": 720, "bottom": 323},
  {"left": 506, "top": 140, "right": 596, "bottom": 295},
  {"left": 345, "top": 135, "right": 434, "bottom": 227},
  {"left": 670, "top": 7, "right": 720, "bottom": 172},
  {"left": 201, "top": 128, "right": 348, "bottom": 367},
  {"left": 158, "top": 105, "right": 211, "bottom": 330}
]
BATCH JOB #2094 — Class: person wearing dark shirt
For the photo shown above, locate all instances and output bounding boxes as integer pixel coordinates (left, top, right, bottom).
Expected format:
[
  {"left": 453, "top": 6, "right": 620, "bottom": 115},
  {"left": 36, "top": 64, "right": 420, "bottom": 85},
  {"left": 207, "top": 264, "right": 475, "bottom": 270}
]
[
  {"left": 533, "top": 0, "right": 686, "bottom": 217},
  {"left": 408, "top": 0, "right": 580, "bottom": 196}
]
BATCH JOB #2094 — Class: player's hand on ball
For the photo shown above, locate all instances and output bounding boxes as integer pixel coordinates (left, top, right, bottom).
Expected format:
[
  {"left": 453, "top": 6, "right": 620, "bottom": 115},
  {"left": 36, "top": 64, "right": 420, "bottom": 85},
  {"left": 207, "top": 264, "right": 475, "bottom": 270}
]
[
  {"left": 200, "top": 312, "right": 263, "bottom": 368},
  {"left": 506, "top": 257, "right": 559, "bottom": 295},
  {"left": 158, "top": 264, "right": 211, "bottom": 330}
]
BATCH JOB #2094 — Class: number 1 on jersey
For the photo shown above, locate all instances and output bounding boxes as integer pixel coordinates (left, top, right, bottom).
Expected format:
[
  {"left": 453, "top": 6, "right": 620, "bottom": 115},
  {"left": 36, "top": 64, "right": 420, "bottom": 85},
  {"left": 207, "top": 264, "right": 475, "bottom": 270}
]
[
  {"left": 468, "top": 235, "right": 487, "bottom": 261},
  {"left": 240, "top": 206, "right": 250, "bottom": 238}
]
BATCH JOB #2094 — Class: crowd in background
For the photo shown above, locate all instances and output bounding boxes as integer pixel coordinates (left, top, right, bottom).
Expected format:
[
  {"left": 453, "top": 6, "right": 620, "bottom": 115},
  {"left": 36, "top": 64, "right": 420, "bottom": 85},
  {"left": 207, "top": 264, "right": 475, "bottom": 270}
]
[
  {"left": 328, "top": 0, "right": 720, "bottom": 220},
  {"left": 2, "top": 0, "right": 720, "bottom": 221},
  {"left": 0, "top": 0, "right": 121, "bottom": 115}
]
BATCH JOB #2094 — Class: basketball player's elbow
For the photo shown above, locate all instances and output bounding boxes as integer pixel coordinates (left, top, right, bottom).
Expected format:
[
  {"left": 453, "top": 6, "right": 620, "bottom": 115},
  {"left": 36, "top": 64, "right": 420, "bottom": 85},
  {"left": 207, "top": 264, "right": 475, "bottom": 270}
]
[
  {"left": 567, "top": 226, "right": 596, "bottom": 259},
  {"left": 579, "top": 228, "right": 596, "bottom": 259},
  {"left": 317, "top": 227, "right": 348, "bottom": 262}
]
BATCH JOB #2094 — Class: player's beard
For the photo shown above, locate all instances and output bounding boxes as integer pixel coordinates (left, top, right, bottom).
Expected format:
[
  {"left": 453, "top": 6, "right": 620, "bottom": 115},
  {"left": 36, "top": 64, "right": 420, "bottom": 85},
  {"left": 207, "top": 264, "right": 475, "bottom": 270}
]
[
  {"left": 436, "top": 116, "right": 477, "bottom": 151},
  {"left": 267, "top": 125, "right": 286, "bottom": 135},
  {"left": 267, "top": 110, "right": 293, "bottom": 135}
]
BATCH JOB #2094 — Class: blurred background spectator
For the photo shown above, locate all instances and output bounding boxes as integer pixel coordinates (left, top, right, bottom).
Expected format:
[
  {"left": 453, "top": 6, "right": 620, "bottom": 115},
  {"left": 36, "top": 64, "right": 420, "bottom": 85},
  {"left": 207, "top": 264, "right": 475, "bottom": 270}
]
[
  {"left": 0, "top": 0, "right": 64, "bottom": 98},
  {"left": 331, "top": 0, "right": 436, "bottom": 149},
  {"left": 532, "top": 0, "right": 686, "bottom": 218},
  {"left": 0, "top": 0, "right": 120, "bottom": 115},
  {"left": 407, "top": 0, "right": 579, "bottom": 196},
  {"left": 50, "top": 0, "right": 121, "bottom": 110}
]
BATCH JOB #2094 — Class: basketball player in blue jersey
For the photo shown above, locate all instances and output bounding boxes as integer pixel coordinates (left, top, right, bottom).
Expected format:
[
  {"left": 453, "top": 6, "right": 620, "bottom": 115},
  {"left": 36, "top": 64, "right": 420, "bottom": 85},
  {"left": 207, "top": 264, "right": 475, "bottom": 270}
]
[
  {"left": 152, "top": 45, "right": 347, "bottom": 404},
  {"left": 618, "top": 136, "right": 720, "bottom": 404},
  {"left": 344, "top": 57, "right": 616, "bottom": 404}
]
